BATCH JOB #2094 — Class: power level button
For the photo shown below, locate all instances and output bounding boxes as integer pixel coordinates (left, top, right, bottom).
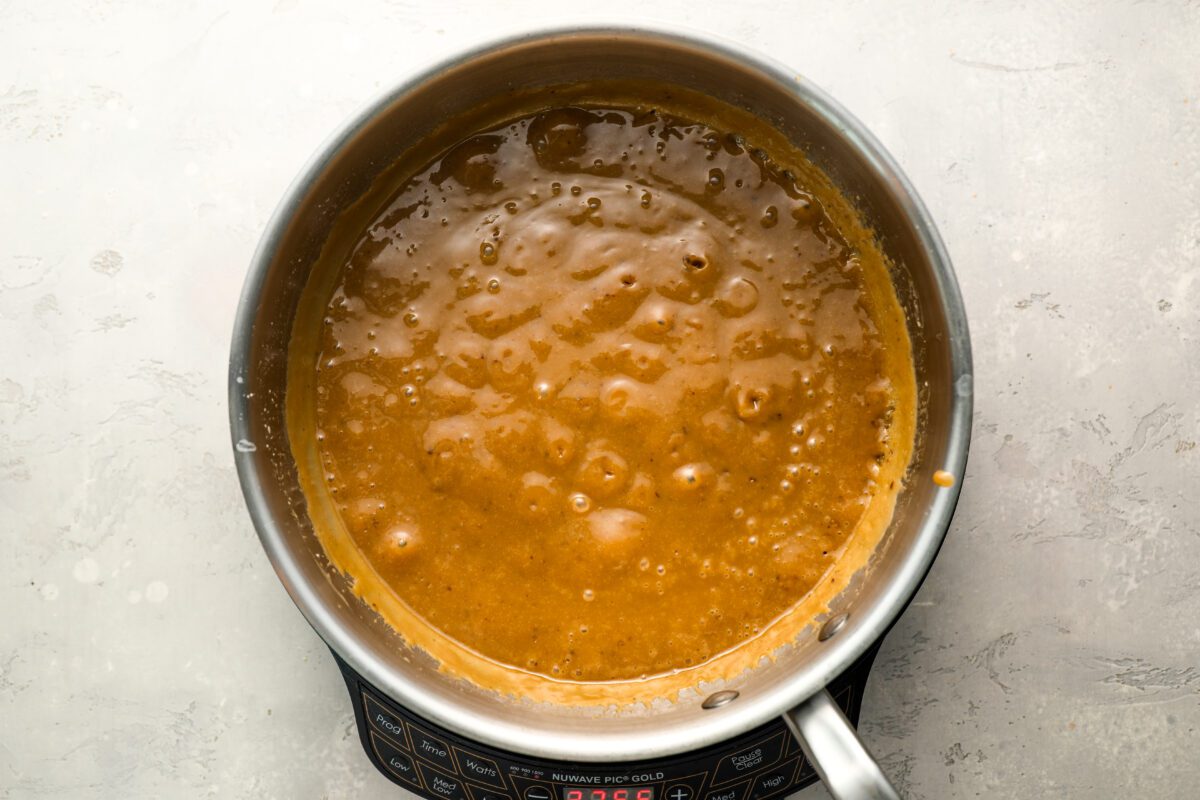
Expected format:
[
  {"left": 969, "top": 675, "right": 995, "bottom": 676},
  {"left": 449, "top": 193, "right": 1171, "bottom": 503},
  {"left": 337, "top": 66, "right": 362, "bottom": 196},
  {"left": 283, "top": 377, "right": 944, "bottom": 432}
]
[{"left": 525, "top": 786, "right": 553, "bottom": 800}]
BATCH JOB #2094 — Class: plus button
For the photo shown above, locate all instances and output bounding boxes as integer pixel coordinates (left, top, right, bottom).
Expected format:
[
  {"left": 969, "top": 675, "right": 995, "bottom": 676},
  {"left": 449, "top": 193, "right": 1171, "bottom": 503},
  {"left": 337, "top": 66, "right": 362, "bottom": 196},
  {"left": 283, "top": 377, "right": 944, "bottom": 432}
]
[{"left": 666, "top": 786, "right": 693, "bottom": 800}]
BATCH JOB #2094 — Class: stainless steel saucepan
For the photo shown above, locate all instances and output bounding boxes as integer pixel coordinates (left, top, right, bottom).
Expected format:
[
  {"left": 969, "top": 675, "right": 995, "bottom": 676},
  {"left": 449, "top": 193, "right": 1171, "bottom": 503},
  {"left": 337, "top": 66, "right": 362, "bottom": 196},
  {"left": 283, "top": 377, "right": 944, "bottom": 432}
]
[{"left": 229, "top": 25, "right": 972, "bottom": 800}]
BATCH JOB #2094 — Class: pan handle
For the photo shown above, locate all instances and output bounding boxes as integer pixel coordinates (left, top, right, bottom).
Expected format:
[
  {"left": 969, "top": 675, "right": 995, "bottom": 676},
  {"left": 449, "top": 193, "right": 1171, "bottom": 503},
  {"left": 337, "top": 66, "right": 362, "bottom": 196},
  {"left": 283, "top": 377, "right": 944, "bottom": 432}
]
[{"left": 782, "top": 689, "right": 899, "bottom": 800}]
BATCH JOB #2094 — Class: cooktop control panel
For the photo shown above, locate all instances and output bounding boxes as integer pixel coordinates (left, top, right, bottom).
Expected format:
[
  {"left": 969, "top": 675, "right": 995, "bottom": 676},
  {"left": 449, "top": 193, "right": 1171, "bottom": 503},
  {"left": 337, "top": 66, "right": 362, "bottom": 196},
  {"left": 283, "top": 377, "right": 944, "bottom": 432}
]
[{"left": 335, "top": 645, "right": 880, "bottom": 800}]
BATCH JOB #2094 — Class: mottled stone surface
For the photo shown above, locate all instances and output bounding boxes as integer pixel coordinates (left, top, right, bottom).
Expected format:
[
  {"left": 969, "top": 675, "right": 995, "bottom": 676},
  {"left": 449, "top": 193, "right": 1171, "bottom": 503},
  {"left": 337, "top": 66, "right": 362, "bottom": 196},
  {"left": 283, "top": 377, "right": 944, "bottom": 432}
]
[{"left": 1, "top": 2, "right": 1197, "bottom": 797}]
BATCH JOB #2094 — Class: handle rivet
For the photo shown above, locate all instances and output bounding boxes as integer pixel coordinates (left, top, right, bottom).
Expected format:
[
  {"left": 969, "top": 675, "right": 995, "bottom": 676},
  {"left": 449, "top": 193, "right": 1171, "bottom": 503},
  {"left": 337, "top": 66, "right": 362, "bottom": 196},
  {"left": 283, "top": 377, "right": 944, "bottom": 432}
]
[
  {"left": 818, "top": 614, "right": 848, "bottom": 642},
  {"left": 701, "top": 690, "right": 740, "bottom": 709}
]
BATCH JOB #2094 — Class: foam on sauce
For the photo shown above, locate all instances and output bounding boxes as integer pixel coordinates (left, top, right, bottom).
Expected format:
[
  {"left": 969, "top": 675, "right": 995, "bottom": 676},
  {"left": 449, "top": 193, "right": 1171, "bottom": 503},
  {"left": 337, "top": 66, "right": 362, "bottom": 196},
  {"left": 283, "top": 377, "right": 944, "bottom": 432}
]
[{"left": 288, "top": 87, "right": 916, "bottom": 704}]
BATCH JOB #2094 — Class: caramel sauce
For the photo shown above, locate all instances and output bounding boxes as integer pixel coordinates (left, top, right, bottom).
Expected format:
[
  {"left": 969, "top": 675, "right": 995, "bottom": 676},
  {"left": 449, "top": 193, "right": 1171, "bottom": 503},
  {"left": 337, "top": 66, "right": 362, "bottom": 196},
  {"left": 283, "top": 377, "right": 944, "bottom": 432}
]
[{"left": 288, "top": 85, "right": 916, "bottom": 703}]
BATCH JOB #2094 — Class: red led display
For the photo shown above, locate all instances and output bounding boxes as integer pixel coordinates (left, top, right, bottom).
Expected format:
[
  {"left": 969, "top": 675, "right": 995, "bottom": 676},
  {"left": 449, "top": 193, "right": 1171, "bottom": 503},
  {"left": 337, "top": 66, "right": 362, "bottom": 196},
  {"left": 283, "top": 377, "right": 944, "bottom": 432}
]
[{"left": 563, "top": 789, "right": 653, "bottom": 800}]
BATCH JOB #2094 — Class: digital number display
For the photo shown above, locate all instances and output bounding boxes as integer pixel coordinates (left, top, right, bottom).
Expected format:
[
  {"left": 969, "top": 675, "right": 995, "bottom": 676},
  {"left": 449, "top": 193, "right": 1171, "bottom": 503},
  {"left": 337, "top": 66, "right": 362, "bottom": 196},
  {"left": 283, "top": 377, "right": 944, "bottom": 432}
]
[{"left": 562, "top": 789, "right": 653, "bottom": 800}]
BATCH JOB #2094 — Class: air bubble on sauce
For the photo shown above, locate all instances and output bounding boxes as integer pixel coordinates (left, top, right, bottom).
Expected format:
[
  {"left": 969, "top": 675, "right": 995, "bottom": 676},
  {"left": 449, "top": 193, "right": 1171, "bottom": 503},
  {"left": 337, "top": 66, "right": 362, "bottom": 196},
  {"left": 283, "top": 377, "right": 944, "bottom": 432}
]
[
  {"left": 714, "top": 277, "right": 759, "bottom": 317},
  {"left": 673, "top": 462, "right": 714, "bottom": 492},
  {"left": 586, "top": 508, "right": 647, "bottom": 550},
  {"left": 707, "top": 168, "right": 725, "bottom": 191},
  {"left": 384, "top": 528, "right": 416, "bottom": 552},
  {"left": 577, "top": 447, "right": 629, "bottom": 497},
  {"left": 519, "top": 472, "right": 556, "bottom": 516},
  {"left": 601, "top": 378, "right": 635, "bottom": 415},
  {"left": 735, "top": 386, "right": 770, "bottom": 420},
  {"left": 571, "top": 493, "right": 592, "bottom": 513},
  {"left": 480, "top": 241, "right": 498, "bottom": 265}
]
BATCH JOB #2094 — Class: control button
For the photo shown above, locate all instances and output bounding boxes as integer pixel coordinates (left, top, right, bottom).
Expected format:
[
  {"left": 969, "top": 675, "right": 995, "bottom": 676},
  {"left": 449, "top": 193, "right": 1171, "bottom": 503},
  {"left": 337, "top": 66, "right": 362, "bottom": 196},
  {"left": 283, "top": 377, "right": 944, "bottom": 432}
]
[
  {"left": 510, "top": 776, "right": 555, "bottom": 800},
  {"left": 748, "top": 759, "right": 799, "bottom": 799},
  {"left": 665, "top": 785, "right": 694, "bottom": 800},
  {"left": 370, "top": 732, "right": 423, "bottom": 790},
  {"left": 466, "top": 784, "right": 513, "bottom": 800},
  {"left": 417, "top": 762, "right": 469, "bottom": 800},
  {"left": 407, "top": 721, "right": 458, "bottom": 772},
  {"left": 453, "top": 747, "right": 506, "bottom": 789},
  {"left": 363, "top": 694, "right": 410, "bottom": 748},
  {"left": 662, "top": 771, "right": 707, "bottom": 800},
  {"left": 704, "top": 781, "right": 748, "bottom": 800},
  {"left": 712, "top": 732, "right": 786, "bottom": 785}
]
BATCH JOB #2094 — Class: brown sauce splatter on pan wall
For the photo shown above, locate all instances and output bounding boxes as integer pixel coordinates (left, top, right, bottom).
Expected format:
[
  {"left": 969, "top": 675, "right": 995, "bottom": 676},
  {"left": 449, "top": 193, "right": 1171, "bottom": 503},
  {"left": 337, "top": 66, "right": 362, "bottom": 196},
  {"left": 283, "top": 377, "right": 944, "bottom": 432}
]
[{"left": 290, "top": 86, "right": 916, "bottom": 700}]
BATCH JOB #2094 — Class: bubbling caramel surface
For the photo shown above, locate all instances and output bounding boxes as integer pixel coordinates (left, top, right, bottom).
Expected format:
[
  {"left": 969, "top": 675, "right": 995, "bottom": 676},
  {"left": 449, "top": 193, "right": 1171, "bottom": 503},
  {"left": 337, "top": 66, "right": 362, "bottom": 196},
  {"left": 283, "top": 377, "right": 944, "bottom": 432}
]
[{"left": 291, "top": 92, "right": 916, "bottom": 694}]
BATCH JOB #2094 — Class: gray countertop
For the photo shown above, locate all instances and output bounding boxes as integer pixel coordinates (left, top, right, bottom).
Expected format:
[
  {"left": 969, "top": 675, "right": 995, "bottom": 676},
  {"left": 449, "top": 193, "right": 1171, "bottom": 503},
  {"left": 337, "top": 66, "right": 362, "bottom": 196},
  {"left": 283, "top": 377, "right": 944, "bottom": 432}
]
[{"left": 2, "top": 2, "right": 1198, "bottom": 797}]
